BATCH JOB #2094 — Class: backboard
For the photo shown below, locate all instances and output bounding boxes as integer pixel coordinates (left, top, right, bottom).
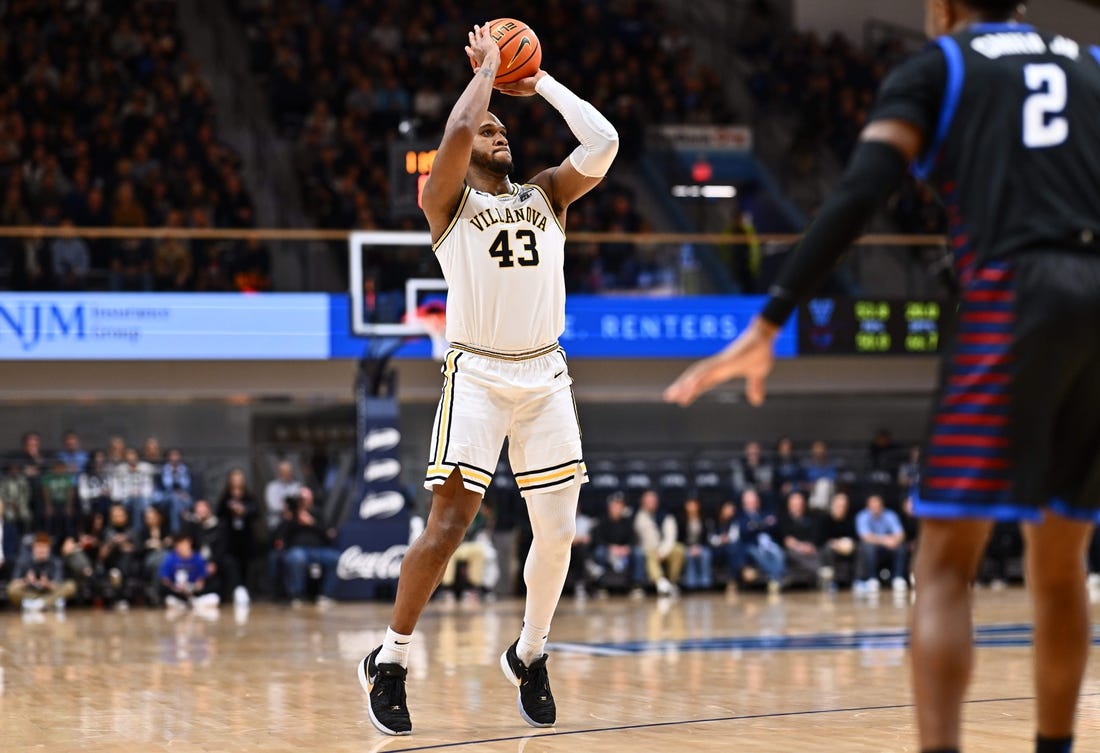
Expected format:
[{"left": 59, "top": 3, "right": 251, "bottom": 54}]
[{"left": 347, "top": 230, "right": 448, "bottom": 338}]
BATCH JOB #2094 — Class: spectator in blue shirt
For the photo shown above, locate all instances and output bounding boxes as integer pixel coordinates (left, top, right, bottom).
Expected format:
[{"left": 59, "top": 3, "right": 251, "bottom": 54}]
[
  {"left": 56, "top": 431, "right": 89, "bottom": 482},
  {"left": 855, "top": 494, "right": 908, "bottom": 594},
  {"left": 159, "top": 448, "right": 193, "bottom": 534},
  {"left": 158, "top": 534, "right": 219, "bottom": 610},
  {"left": 737, "top": 488, "right": 785, "bottom": 593}
]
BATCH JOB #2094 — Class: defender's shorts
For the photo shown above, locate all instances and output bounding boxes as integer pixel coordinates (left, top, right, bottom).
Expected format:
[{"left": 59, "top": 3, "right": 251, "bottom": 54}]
[
  {"left": 424, "top": 343, "right": 588, "bottom": 497},
  {"left": 915, "top": 252, "right": 1100, "bottom": 522}
]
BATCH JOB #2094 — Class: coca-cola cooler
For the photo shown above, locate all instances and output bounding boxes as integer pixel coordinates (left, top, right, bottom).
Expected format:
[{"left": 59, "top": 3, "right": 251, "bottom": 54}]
[{"left": 334, "top": 395, "right": 411, "bottom": 600}]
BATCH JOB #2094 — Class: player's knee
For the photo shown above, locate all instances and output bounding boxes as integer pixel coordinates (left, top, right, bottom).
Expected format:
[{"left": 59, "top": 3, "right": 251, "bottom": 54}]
[{"left": 1028, "top": 558, "right": 1086, "bottom": 595}]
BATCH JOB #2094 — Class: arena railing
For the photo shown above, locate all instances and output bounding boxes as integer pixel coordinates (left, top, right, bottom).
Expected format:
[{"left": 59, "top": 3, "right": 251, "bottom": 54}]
[{"left": 0, "top": 226, "right": 949, "bottom": 297}]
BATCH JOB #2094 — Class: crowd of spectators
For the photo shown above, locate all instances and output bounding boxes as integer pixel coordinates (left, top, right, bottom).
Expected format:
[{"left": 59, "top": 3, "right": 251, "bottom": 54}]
[
  {"left": 0, "top": 429, "right": 344, "bottom": 614},
  {"left": 0, "top": 427, "right": 1046, "bottom": 615},
  {"left": 0, "top": 0, "right": 270, "bottom": 293},
  {"left": 741, "top": 18, "right": 945, "bottom": 235},
  {"left": 235, "top": 0, "right": 734, "bottom": 293},
  {"left": 428, "top": 431, "right": 1029, "bottom": 603}
]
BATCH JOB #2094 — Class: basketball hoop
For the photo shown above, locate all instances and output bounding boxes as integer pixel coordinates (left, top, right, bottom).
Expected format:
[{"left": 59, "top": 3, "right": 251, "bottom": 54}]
[{"left": 417, "top": 311, "right": 449, "bottom": 362}]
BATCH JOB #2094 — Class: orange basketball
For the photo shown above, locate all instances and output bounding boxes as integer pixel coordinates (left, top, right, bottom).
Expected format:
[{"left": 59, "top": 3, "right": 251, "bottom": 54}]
[{"left": 473, "top": 18, "right": 541, "bottom": 86}]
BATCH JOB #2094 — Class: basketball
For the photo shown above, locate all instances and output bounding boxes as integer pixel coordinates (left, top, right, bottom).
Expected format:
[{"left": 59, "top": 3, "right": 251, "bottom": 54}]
[{"left": 474, "top": 18, "right": 541, "bottom": 86}]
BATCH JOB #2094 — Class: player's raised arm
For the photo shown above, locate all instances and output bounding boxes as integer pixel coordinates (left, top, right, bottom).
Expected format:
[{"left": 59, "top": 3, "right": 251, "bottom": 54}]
[
  {"left": 498, "top": 72, "right": 619, "bottom": 214},
  {"left": 421, "top": 24, "right": 500, "bottom": 239},
  {"left": 663, "top": 120, "right": 924, "bottom": 407}
]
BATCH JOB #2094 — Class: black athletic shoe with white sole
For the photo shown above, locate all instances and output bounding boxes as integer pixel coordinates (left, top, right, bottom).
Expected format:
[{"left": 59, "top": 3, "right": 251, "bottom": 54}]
[
  {"left": 500, "top": 640, "right": 556, "bottom": 727},
  {"left": 358, "top": 646, "right": 412, "bottom": 736}
]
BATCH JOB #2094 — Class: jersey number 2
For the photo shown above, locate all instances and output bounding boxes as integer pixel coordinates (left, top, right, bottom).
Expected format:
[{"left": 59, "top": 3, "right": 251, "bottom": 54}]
[
  {"left": 488, "top": 229, "right": 540, "bottom": 268},
  {"left": 1023, "top": 63, "right": 1069, "bottom": 149}
]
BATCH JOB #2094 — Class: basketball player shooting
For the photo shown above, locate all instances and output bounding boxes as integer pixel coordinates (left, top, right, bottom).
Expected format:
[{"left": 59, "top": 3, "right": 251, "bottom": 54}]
[
  {"left": 358, "top": 21, "right": 618, "bottom": 736},
  {"left": 665, "top": 1, "right": 1100, "bottom": 752}
]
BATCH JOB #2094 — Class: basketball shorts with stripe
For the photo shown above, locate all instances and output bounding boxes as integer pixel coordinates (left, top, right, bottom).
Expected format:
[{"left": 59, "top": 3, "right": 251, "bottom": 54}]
[
  {"left": 914, "top": 252, "right": 1100, "bottom": 522},
  {"left": 424, "top": 346, "right": 588, "bottom": 497}
]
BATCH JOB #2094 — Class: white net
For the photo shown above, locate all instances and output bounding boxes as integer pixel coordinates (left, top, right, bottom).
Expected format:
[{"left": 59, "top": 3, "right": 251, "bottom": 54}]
[{"left": 418, "top": 312, "right": 449, "bottom": 361}]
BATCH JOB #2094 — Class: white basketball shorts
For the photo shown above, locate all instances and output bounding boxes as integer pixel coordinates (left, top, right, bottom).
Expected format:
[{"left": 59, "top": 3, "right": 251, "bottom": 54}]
[{"left": 424, "top": 343, "right": 588, "bottom": 497}]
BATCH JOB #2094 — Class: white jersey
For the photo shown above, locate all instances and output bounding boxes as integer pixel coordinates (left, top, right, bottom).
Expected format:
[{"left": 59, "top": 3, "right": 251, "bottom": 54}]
[{"left": 432, "top": 182, "right": 565, "bottom": 356}]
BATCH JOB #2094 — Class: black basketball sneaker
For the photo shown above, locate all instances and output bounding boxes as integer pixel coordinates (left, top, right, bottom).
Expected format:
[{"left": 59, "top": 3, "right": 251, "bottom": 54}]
[
  {"left": 358, "top": 646, "right": 412, "bottom": 736},
  {"left": 500, "top": 640, "right": 556, "bottom": 727}
]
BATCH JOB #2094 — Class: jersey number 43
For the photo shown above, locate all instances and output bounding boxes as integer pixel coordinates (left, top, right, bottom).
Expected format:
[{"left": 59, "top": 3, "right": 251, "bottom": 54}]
[{"left": 487, "top": 229, "right": 540, "bottom": 268}]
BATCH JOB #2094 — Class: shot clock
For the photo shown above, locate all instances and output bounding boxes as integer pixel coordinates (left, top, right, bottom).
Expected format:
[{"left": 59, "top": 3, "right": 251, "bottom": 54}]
[
  {"left": 798, "top": 298, "right": 947, "bottom": 355},
  {"left": 388, "top": 141, "right": 438, "bottom": 216}
]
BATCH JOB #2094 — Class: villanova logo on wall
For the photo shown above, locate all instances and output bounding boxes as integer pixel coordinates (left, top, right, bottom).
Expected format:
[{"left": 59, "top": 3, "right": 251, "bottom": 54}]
[{"left": 807, "top": 298, "right": 836, "bottom": 350}]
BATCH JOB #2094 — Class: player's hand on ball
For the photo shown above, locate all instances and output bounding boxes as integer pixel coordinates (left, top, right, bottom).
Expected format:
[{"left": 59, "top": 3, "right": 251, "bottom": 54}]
[
  {"left": 496, "top": 70, "right": 546, "bottom": 96},
  {"left": 663, "top": 317, "right": 779, "bottom": 407},
  {"left": 466, "top": 23, "right": 500, "bottom": 74}
]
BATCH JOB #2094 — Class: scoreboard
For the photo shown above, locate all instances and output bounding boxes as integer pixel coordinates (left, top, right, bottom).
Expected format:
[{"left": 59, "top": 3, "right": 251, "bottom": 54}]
[
  {"left": 389, "top": 140, "right": 437, "bottom": 217},
  {"left": 798, "top": 298, "right": 947, "bottom": 355}
]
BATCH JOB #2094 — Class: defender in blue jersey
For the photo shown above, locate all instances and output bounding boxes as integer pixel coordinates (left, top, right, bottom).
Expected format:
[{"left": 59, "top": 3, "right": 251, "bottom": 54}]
[{"left": 666, "top": 2, "right": 1100, "bottom": 752}]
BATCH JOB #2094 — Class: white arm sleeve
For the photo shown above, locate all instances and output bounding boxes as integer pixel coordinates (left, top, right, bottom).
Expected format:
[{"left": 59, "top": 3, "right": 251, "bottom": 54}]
[{"left": 535, "top": 74, "right": 619, "bottom": 178}]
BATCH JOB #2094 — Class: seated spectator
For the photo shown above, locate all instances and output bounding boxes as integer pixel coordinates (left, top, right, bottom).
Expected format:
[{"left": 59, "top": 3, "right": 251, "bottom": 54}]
[
  {"left": 110, "top": 448, "right": 155, "bottom": 532},
  {"left": 678, "top": 497, "right": 714, "bottom": 591},
  {"left": 98, "top": 503, "right": 139, "bottom": 607},
  {"left": 159, "top": 448, "right": 193, "bottom": 534},
  {"left": 189, "top": 498, "right": 231, "bottom": 600},
  {"left": 774, "top": 437, "right": 805, "bottom": 498},
  {"left": 78, "top": 451, "right": 113, "bottom": 518},
  {"left": 779, "top": 491, "right": 823, "bottom": 588},
  {"left": 565, "top": 506, "right": 600, "bottom": 598},
  {"left": 592, "top": 492, "right": 636, "bottom": 591},
  {"left": 49, "top": 219, "right": 91, "bottom": 290},
  {"left": 732, "top": 441, "right": 774, "bottom": 502},
  {"left": 709, "top": 500, "right": 744, "bottom": 590},
  {"left": 440, "top": 503, "right": 489, "bottom": 602},
  {"left": 803, "top": 440, "right": 838, "bottom": 512},
  {"left": 633, "top": 490, "right": 684, "bottom": 596},
  {"left": 56, "top": 430, "right": 89, "bottom": 481},
  {"left": 737, "top": 488, "right": 785, "bottom": 593},
  {"left": 855, "top": 494, "right": 909, "bottom": 594},
  {"left": 274, "top": 488, "right": 339, "bottom": 607},
  {"left": 70, "top": 512, "right": 105, "bottom": 602},
  {"left": 41, "top": 460, "right": 78, "bottom": 543},
  {"left": 139, "top": 507, "right": 173, "bottom": 601},
  {"left": 105, "top": 436, "right": 127, "bottom": 472},
  {"left": 53, "top": 529, "right": 91, "bottom": 597},
  {"left": 0, "top": 498, "right": 20, "bottom": 584},
  {"left": 17, "top": 431, "right": 46, "bottom": 528},
  {"left": 159, "top": 535, "right": 220, "bottom": 611},
  {"left": 819, "top": 492, "right": 858, "bottom": 588},
  {"left": 264, "top": 460, "right": 302, "bottom": 535},
  {"left": 152, "top": 210, "right": 193, "bottom": 290},
  {"left": 1, "top": 461, "right": 33, "bottom": 533},
  {"left": 7, "top": 533, "right": 76, "bottom": 612}
]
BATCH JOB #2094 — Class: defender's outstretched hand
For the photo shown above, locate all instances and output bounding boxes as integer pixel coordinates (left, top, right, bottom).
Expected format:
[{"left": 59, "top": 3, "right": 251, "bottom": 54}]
[
  {"left": 496, "top": 70, "right": 547, "bottom": 97},
  {"left": 663, "top": 317, "right": 779, "bottom": 407}
]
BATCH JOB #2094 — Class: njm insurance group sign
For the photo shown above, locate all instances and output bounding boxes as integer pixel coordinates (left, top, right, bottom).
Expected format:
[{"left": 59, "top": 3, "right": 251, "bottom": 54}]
[{"left": 0, "top": 293, "right": 330, "bottom": 360}]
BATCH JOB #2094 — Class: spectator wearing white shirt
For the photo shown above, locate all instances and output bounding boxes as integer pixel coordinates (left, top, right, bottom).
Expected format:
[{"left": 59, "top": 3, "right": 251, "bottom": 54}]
[
  {"left": 264, "top": 461, "right": 302, "bottom": 534},
  {"left": 633, "top": 490, "right": 684, "bottom": 596},
  {"left": 110, "top": 448, "right": 155, "bottom": 532}
]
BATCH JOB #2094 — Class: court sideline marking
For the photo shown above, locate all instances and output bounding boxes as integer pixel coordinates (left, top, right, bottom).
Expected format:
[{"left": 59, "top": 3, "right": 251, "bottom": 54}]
[{"left": 376, "top": 692, "right": 1100, "bottom": 752}]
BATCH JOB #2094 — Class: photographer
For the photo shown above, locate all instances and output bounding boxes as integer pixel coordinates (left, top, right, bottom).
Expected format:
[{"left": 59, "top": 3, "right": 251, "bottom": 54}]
[{"left": 273, "top": 487, "right": 340, "bottom": 606}]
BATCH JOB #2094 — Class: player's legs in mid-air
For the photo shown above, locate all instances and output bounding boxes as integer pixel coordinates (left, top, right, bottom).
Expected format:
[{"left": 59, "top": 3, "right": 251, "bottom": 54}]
[{"left": 358, "top": 468, "right": 483, "bottom": 736}]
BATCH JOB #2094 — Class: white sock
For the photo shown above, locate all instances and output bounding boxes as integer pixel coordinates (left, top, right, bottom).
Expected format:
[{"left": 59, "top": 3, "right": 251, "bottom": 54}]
[
  {"left": 517, "top": 482, "right": 579, "bottom": 666},
  {"left": 517, "top": 621, "right": 550, "bottom": 666},
  {"left": 377, "top": 626, "right": 413, "bottom": 668}
]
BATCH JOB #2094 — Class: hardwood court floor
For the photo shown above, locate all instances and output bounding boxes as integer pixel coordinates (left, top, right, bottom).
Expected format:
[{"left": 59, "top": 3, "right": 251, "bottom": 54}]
[{"left": 3, "top": 587, "right": 1100, "bottom": 752}]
